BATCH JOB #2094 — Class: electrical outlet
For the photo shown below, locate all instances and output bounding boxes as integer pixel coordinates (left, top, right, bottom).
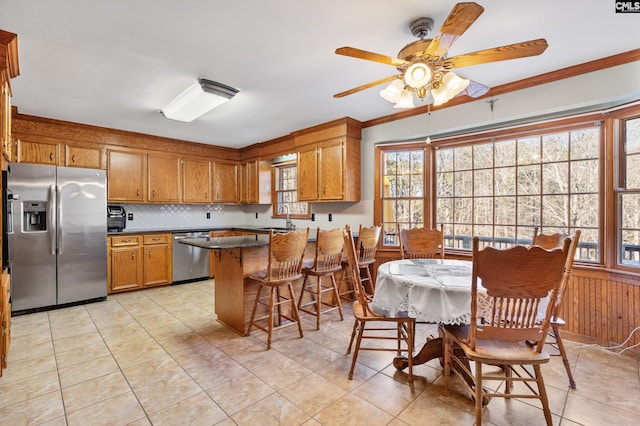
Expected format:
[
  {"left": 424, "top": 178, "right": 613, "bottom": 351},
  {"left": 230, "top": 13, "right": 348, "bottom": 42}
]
[
  {"left": 328, "top": 213, "right": 332, "bottom": 222},
  {"left": 255, "top": 212, "right": 259, "bottom": 219},
  {"left": 127, "top": 213, "right": 133, "bottom": 220},
  {"left": 206, "top": 212, "right": 211, "bottom": 219},
  {"left": 311, "top": 213, "right": 315, "bottom": 222}
]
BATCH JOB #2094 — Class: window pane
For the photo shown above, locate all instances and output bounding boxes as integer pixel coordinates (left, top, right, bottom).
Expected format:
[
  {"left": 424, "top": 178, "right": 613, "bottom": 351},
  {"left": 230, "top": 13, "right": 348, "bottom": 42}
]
[
  {"left": 542, "top": 195, "right": 568, "bottom": 227},
  {"left": 542, "top": 133, "right": 569, "bottom": 162},
  {"left": 571, "top": 127, "right": 600, "bottom": 160},
  {"left": 437, "top": 197, "right": 452, "bottom": 223},
  {"left": 517, "top": 195, "right": 540, "bottom": 227},
  {"left": 518, "top": 165, "right": 541, "bottom": 195},
  {"left": 517, "top": 136, "right": 541, "bottom": 165},
  {"left": 627, "top": 154, "right": 640, "bottom": 189},
  {"left": 495, "top": 140, "right": 516, "bottom": 167},
  {"left": 494, "top": 167, "right": 516, "bottom": 196},
  {"left": 454, "top": 171, "right": 472, "bottom": 197},
  {"left": 436, "top": 149, "right": 454, "bottom": 172},
  {"left": 543, "top": 162, "right": 568, "bottom": 194},
  {"left": 436, "top": 172, "right": 453, "bottom": 197},
  {"left": 454, "top": 198, "right": 473, "bottom": 224},
  {"left": 474, "top": 169, "right": 493, "bottom": 196},
  {"left": 571, "top": 194, "right": 598, "bottom": 228},
  {"left": 411, "top": 174, "right": 424, "bottom": 197},
  {"left": 474, "top": 197, "right": 493, "bottom": 225},
  {"left": 571, "top": 159, "right": 599, "bottom": 193},
  {"left": 473, "top": 143, "right": 493, "bottom": 169},
  {"left": 495, "top": 197, "right": 515, "bottom": 225},
  {"left": 454, "top": 146, "right": 472, "bottom": 170}
]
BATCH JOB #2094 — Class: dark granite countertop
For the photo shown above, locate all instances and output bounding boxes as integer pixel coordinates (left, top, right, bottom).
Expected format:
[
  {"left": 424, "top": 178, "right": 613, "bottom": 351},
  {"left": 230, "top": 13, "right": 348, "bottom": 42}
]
[
  {"left": 108, "top": 225, "right": 294, "bottom": 236},
  {"left": 178, "top": 235, "right": 271, "bottom": 249}
]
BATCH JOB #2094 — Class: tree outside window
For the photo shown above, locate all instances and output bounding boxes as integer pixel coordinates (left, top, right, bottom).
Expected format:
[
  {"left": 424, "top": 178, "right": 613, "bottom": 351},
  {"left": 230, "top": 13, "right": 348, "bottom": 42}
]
[{"left": 273, "top": 162, "right": 309, "bottom": 219}]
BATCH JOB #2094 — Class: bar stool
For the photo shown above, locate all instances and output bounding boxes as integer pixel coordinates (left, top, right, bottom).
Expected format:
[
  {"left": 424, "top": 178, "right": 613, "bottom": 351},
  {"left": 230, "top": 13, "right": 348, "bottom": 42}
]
[
  {"left": 298, "top": 228, "right": 345, "bottom": 330},
  {"left": 247, "top": 228, "right": 309, "bottom": 349},
  {"left": 338, "top": 224, "right": 382, "bottom": 299}
]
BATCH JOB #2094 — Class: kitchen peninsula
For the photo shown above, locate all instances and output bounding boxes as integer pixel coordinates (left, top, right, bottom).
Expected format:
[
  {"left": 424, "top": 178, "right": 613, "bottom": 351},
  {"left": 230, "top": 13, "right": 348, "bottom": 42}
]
[{"left": 180, "top": 232, "right": 316, "bottom": 335}]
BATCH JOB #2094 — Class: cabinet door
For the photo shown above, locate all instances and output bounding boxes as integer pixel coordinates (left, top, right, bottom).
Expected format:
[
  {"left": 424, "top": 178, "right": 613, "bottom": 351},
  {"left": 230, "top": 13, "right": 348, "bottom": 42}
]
[
  {"left": 1, "top": 76, "right": 11, "bottom": 162},
  {"left": 297, "top": 147, "right": 318, "bottom": 201},
  {"left": 148, "top": 154, "right": 181, "bottom": 202},
  {"left": 109, "top": 247, "right": 142, "bottom": 292},
  {"left": 16, "top": 139, "right": 59, "bottom": 165},
  {"left": 183, "top": 159, "right": 212, "bottom": 203},
  {"left": 107, "top": 150, "right": 145, "bottom": 201},
  {"left": 66, "top": 145, "right": 103, "bottom": 169},
  {"left": 319, "top": 141, "right": 344, "bottom": 200},
  {"left": 1, "top": 272, "right": 10, "bottom": 371},
  {"left": 212, "top": 162, "right": 238, "bottom": 203},
  {"left": 143, "top": 245, "right": 172, "bottom": 287}
]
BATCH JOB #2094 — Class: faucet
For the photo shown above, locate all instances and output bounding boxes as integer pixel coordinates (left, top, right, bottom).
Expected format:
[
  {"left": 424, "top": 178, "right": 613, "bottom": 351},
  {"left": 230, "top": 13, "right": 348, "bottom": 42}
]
[{"left": 280, "top": 204, "right": 294, "bottom": 230}]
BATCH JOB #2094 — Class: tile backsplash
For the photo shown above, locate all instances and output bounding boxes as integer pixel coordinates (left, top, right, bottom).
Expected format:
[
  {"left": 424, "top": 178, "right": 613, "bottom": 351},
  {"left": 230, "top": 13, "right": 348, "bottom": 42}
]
[{"left": 120, "top": 203, "right": 247, "bottom": 231}]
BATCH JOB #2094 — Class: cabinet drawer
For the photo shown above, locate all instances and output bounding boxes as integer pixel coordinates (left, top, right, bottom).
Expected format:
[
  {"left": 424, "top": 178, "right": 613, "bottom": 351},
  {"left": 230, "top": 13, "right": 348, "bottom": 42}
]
[
  {"left": 144, "top": 234, "right": 171, "bottom": 245},
  {"left": 111, "top": 236, "right": 141, "bottom": 247}
]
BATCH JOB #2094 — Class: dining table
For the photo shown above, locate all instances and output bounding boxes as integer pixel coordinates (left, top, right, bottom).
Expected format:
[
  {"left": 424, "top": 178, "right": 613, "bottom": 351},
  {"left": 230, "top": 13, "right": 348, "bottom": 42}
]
[{"left": 371, "top": 258, "right": 484, "bottom": 371}]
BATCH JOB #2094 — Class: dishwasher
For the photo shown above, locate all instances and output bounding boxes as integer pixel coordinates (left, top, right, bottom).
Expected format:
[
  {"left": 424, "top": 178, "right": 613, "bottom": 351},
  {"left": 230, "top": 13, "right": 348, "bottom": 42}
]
[{"left": 172, "top": 231, "right": 211, "bottom": 284}]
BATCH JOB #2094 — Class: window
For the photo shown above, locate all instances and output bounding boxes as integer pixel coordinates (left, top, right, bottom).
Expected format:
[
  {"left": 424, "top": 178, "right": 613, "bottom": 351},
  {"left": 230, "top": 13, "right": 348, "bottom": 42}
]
[
  {"left": 435, "top": 124, "right": 601, "bottom": 261},
  {"left": 380, "top": 149, "right": 426, "bottom": 246},
  {"left": 618, "top": 115, "right": 640, "bottom": 266},
  {"left": 273, "top": 162, "right": 309, "bottom": 218}
]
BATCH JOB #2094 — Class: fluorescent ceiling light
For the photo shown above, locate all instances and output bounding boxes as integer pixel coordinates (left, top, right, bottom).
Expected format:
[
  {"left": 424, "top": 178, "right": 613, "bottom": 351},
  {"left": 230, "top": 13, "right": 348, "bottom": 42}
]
[{"left": 161, "top": 78, "right": 239, "bottom": 122}]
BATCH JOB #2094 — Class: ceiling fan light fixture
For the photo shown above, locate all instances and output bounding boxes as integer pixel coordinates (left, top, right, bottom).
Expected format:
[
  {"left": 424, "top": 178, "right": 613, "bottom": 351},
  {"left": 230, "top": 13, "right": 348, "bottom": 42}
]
[
  {"left": 432, "top": 72, "right": 470, "bottom": 106},
  {"left": 394, "top": 89, "right": 415, "bottom": 109},
  {"left": 161, "top": 78, "right": 239, "bottom": 122},
  {"left": 404, "top": 62, "right": 432, "bottom": 89},
  {"left": 380, "top": 79, "right": 405, "bottom": 103}
]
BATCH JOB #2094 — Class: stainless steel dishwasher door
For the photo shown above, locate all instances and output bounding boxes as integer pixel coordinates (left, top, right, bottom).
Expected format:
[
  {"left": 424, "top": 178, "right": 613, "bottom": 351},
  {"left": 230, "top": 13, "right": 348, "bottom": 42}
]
[{"left": 172, "top": 232, "right": 210, "bottom": 284}]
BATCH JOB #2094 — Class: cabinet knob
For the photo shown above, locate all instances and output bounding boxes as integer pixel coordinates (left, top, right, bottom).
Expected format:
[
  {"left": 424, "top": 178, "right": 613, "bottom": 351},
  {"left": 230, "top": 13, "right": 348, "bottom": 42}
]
[
  {"left": 136, "top": 189, "right": 140, "bottom": 197},
  {"left": 49, "top": 152, "right": 54, "bottom": 160},
  {"left": 131, "top": 253, "right": 135, "bottom": 260},
  {"left": 72, "top": 155, "right": 76, "bottom": 162}
]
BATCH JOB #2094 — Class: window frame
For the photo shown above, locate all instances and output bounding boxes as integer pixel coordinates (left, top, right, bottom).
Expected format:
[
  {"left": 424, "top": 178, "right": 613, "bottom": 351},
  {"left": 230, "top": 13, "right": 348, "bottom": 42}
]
[{"left": 272, "top": 161, "right": 310, "bottom": 219}]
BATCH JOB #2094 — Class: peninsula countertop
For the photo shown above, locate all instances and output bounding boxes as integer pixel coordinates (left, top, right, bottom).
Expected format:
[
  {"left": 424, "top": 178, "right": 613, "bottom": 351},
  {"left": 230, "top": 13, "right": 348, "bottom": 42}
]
[{"left": 178, "top": 234, "right": 270, "bottom": 249}]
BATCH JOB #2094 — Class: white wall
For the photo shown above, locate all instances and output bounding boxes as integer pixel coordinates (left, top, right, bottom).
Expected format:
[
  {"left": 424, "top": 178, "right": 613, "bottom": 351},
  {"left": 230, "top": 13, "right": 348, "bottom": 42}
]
[{"left": 122, "top": 62, "right": 640, "bottom": 232}]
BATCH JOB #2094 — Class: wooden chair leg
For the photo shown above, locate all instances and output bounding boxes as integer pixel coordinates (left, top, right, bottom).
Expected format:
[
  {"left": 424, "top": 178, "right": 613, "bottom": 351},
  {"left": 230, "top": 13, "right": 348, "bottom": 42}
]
[
  {"left": 347, "top": 319, "right": 358, "bottom": 354},
  {"left": 348, "top": 319, "right": 366, "bottom": 380},
  {"left": 474, "top": 361, "right": 484, "bottom": 425},
  {"left": 267, "top": 286, "right": 276, "bottom": 350},
  {"left": 552, "top": 323, "right": 576, "bottom": 389},
  {"left": 534, "top": 364, "right": 553, "bottom": 426},
  {"left": 329, "top": 273, "right": 344, "bottom": 321},
  {"left": 287, "top": 283, "right": 304, "bottom": 339},
  {"left": 247, "top": 284, "right": 263, "bottom": 336}
]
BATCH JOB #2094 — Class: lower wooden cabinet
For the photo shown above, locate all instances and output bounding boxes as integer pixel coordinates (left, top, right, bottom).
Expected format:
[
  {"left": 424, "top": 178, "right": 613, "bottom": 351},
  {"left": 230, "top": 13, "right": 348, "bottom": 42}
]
[{"left": 108, "top": 233, "right": 172, "bottom": 293}]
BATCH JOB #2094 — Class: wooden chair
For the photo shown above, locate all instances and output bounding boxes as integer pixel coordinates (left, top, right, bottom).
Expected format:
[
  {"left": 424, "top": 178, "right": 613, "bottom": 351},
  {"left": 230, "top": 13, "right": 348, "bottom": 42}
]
[
  {"left": 399, "top": 224, "right": 444, "bottom": 259},
  {"left": 443, "top": 236, "right": 570, "bottom": 426},
  {"left": 343, "top": 226, "right": 415, "bottom": 381},
  {"left": 532, "top": 227, "right": 581, "bottom": 389},
  {"left": 247, "top": 228, "right": 309, "bottom": 349},
  {"left": 298, "top": 228, "right": 345, "bottom": 330},
  {"left": 338, "top": 224, "right": 382, "bottom": 299}
]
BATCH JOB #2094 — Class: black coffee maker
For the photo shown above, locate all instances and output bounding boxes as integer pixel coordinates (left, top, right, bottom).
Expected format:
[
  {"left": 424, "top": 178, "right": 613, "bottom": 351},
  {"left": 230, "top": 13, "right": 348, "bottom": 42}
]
[{"left": 107, "top": 204, "right": 126, "bottom": 232}]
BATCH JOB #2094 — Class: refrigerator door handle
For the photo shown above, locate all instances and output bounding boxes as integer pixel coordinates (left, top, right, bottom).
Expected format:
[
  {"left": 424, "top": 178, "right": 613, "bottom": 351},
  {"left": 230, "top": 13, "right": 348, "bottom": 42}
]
[
  {"left": 49, "top": 184, "right": 57, "bottom": 255},
  {"left": 56, "top": 184, "right": 63, "bottom": 255}
]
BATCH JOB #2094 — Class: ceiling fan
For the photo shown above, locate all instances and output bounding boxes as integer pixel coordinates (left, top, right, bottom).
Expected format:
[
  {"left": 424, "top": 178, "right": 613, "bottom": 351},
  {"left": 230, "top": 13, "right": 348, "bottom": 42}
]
[{"left": 334, "top": 2, "right": 548, "bottom": 108}]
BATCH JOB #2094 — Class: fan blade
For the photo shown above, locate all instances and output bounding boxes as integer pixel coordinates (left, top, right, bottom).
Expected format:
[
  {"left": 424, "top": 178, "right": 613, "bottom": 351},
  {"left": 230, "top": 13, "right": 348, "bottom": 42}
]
[
  {"left": 449, "top": 38, "right": 549, "bottom": 68},
  {"left": 334, "top": 75, "right": 401, "bottom": 98},
  {"left": 461, "top": 80, "right": 490, "bottom": 98},
  {"left": 335, "top": 47, "right": 408, "bottom": 67},
  {"left": 424, "top": 2, "right": 484, "bottom": 56}
]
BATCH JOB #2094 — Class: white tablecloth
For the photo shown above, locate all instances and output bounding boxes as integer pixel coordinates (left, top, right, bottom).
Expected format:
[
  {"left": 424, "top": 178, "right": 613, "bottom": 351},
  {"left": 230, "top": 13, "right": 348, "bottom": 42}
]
[{"left": 371, "top": 259, "right": 485, "bottom": 325}]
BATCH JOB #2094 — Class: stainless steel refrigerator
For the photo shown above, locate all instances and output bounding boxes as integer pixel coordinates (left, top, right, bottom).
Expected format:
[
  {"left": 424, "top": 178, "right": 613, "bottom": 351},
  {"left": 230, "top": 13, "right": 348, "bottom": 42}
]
[{"left": 7, "top": 163, "right": 107, "bottom": 312}]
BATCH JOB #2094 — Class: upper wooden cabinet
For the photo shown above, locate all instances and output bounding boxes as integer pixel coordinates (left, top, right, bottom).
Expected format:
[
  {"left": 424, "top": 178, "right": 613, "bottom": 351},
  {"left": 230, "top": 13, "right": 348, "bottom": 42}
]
[
  {"left": 212, "top": 161, "right": 238, "bottom": 203},
  {"left": 65, "top": 144, "right": 104, "bottom": 169},
  {"left": 15, "top": 138, "right": 59, "bottom": 165},
  {"left": 183, "top": 158, "right": 212, "bottom": 203},
  {"left": 239, "top": 159, "right": 271, "bottom": 204},
  {"left": 107, "top": 150, "right": 146, "bottom": 201},
  {"left": 294, "top": 118, "right": 361, "bottom": 202},
  {"left": 147, "top": 153, "right": 181, "bottom": 203},
  {"left": 0, "top": 30, "right": 18, "bottom": 166}
]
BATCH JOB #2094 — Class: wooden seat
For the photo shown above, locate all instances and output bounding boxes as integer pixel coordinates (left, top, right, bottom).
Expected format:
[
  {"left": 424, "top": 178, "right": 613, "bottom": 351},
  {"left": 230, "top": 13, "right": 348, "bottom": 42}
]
[
  {"left": 443, "top": 236, "right": 570, "bottom": 426},
  {"left": 338, "top": 224, "right": 382, "bottom": 299},
  {"left": 247, "top": 228, "right": 309, "bottom": 349},
  {"left": 399, "top": 224, "right": 444, "bottom": 259},
  {"left": 343, "top": 226, "right": 415, "bottom": 381},
  {"left": 298, "top": 228, "right": 345, "bottom": 330},
  {"left": 532, "top": 226, "right": 581, "bottom": 389}
]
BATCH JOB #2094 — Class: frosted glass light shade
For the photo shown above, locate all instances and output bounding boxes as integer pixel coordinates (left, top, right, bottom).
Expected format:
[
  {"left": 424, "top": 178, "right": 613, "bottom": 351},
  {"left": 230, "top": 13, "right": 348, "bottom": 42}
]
[
  {"left": 394, "top": 89, "right": 415, "bottom": 108},
  {"left": 380, "top": 79, "right": 405, "bottom": 103},
  {"left": 161, "top": 78, "right": 238, "bottom": 122},
  {"left": 432, "top": 72, "right": 470, "bottom": 106},
  {"left": 404, "top": 63, "right": 432, "bottom": 89}
]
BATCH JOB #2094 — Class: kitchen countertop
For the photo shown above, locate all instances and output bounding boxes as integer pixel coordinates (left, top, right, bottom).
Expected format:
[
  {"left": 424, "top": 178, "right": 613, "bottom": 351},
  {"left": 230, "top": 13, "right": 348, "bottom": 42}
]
[
  {"left": 108, "top": 225, "right": 296, "bottom": 236},
  {"left": 178, "top": 235, "right": 271, "bottom": 249}
]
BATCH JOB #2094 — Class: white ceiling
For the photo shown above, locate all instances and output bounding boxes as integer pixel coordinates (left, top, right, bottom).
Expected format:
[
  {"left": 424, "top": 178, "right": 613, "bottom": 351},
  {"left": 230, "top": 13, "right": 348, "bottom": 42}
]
[{"left": 1, "top": 0, "right": 638, "bottom": 149}]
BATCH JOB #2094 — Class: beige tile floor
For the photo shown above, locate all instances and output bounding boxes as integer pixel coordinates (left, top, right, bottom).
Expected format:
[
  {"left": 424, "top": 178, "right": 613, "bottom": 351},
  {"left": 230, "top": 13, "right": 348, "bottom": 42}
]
[{"left": 1, "top": 280, "right": 639, "bottom": 425}]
